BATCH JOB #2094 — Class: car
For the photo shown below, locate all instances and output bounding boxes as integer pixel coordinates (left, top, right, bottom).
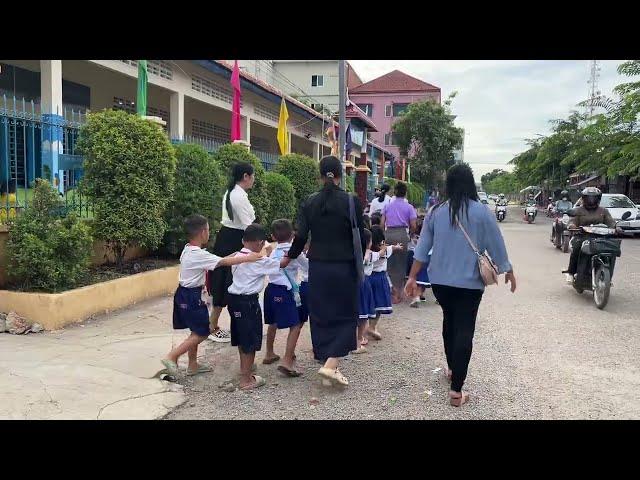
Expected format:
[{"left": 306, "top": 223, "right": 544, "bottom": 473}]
[
  {"left": 478, "top": 191, "right": 489, "bottom": 205},
  {"left": 488, "top": 194, "right": 498, "bottom": 202},
  {"left": 574, "top": 193, "right": 640, "bottom": 236}
]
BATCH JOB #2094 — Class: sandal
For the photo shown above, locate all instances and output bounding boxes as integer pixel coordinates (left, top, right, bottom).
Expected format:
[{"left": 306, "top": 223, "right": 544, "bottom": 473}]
[
  {"left": 187, "top": 364, "right": 213, "bottom": 376},
  {"left": 277, "top": 365, "right": 302, "bottom": 377},
  {"left": 368, "top": 330, "right": 382, "bottom": 341},
  {"left": 240, "top": 375, "right": 266, "bottom": 391},
  {"left": 351, "top": 346, "right": 368, "bottom": 354},
  {"left": 161, "top": 359, "right": 179, "bottom": 376},
  {"left": 361, "top": 337, "right": 369, "bottom": 346},
  {"left": 262, "top": 355, "right": 281, "bottom": 365},
  {"left": 449, "top": 391, "right": 470, "bottom": 407},
  {"left": 318, "top": 367, "right": 349, "bottom": 386}
]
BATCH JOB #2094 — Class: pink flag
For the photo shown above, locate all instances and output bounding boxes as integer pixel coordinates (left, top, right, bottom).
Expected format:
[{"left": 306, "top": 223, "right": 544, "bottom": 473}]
[{"left": 230, "top": 60, "right": 242, "bottom": 141}]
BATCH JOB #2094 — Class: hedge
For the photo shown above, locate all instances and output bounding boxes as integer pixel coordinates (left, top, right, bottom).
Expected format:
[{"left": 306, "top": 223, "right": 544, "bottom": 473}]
[
  {"left": 262, "top": 172, "right": 297, "bottom": 235},
  {"left": 274, "top": 153, "right": 319, "bottom": 206},
  {"left": 382, "top": 178, "right": 425, "bottom": 208}
]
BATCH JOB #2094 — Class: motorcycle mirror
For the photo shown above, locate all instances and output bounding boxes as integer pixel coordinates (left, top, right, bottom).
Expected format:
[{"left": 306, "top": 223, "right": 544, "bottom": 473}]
[
  {"left": 566, "top": 208, "right": 577, "bottom": 217},
  {"left": 621, "top": 211, "right": 632, "bottom": 220}
]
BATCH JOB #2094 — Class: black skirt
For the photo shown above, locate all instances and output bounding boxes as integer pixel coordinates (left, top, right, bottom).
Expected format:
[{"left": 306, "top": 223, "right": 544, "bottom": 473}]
[
  {"left": 308, "top": 260, "right": 358, "bottom": 360},
  {"left": 207, "top": 226, "right": 244, "bottom": 307}
]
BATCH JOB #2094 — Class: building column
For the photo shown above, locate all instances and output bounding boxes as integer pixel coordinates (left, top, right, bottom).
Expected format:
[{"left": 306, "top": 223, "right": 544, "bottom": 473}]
[
  {"left": 379, "top": 152, "right": 385, "bottom": 182},
  {"left": 355, "top": 152, "right": 370, "bottom": 207},
  {"left": 314, "top": 142, "right": 321, "bottom": 161},
  {"left": 169, "top": 91, "right": 184, "bottom": 141},
  {"left": 242, "top": 116, "right": 251, "bottom": 145},
  {"left": 40, "top": 60, "right": 64, "bottom": 193}
]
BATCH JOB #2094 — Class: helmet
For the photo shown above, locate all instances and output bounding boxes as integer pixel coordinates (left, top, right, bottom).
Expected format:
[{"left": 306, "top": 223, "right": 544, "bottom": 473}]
[
  {"left": 548, "top": 196, "right": 553, "bottom": 201},
  {"left": 499, "top": 193, "right": 505, "bottom": 198},
  {"left": 581, "top": 187, "right": 602, "bottom": 211},
  {"left": 560, "top": 190, "right": 569, "bottom": 198}
]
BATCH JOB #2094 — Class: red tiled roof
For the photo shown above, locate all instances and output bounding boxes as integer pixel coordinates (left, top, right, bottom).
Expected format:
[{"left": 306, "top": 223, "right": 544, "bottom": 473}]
[
  {"left": 349, "top": 69, "right": 440, "bottom": 94},
  {"left": 346, "top": 62, "right": 363, "bottom": 88},
  {"left": 345, "top": 100, "right": 377, "bottom": 131}
]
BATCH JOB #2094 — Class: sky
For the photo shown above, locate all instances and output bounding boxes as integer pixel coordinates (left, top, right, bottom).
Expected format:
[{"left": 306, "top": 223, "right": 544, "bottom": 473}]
[{"left": 348, "top": 60, "right": 626, "bottom": 181}]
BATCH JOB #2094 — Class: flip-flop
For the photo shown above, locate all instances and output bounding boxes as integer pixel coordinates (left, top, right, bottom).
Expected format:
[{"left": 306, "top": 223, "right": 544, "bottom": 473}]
[
  {"left": 368, "top": 330, "right": 382, "bottom": 341},
  {"left": 262, "top": 355, "right": 281, "bottom": 365},
  {"left": 449, "top": 391, "right": 470, "bottom": 407},
  {"left": 277, "top": 365, "right": 302, "bottom": 377},
  {"left": 318, "top": 367, "right": 349, "bottom": 386},
  {"left": 161, "top": 359, "right": 179, "bottom": 376},
  {"left": 361, "top": 337, "right": 369, "bottom": 346},
  {"left": 240, "top": 375, "right": 266, "bottom": 391},
  {"left": 186, "top": 364, "right": 213, "bottom": 376},
  {"left": 351, "top": 346, "right": 368, "bottom": 354}
]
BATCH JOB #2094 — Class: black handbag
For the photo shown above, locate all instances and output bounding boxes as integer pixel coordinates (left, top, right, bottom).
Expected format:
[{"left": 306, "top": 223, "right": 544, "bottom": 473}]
[{"left": 348, "top": 194, "right": 365, "bottom": 283}]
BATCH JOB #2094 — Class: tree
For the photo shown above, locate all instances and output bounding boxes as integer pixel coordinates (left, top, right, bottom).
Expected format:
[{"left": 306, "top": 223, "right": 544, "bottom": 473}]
[
  {"left": 164, "top": 143, "right": 224, "bottom": 255},
  {"left": 392, "top": 95, "right": 464, "bottom": 190},
  {"left": 481, "top": 169, "right": 507, "bottom": 189},
  {"left": 262, "top": 172, "right": 296, "bottom": 233},
  {"left": 78, "top": 110, "right": 176, "bottom": 268},
  {"left": 274, "top": 153, "right": 319, "bottom": 206}
]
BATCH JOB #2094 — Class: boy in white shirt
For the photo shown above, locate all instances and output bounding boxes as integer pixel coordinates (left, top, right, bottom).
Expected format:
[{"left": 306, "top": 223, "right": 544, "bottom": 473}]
[
  {"left": 263, "top": 219, "right": 308, "bottom": 377},
  {"left": 162, "top": 215, "right": 262, "bottom": 377},
  {"left": 227, "top": 223, "right": 290, "bottom": 390}
]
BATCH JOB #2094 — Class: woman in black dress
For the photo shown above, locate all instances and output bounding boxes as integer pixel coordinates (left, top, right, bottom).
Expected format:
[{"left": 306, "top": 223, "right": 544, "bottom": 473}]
[{"left": 287, "top": 156, "right": 366, "bottom": 386}]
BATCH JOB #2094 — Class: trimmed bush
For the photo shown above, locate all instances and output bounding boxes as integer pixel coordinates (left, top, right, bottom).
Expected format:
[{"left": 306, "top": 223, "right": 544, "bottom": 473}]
[
  {"left": 163, "top": 143, "right": 224, "bottom": 255},
  {"left": 213, "top": 143, "right": 268, "bottom": 224},
  {"left": 6, "top": 179, "right": 93, "bottom": 292},
  {"left": 274, "top": 153, "right": 319, "bottom": 206},
  {"left": 383, "top": 178, "right": 425, "bottom": 208},
  {"left": 262, "top": 172, "right": 296, "bottom": 234},
  {"left": 77, "top": 110, "right": 176, "bottom": 268}
]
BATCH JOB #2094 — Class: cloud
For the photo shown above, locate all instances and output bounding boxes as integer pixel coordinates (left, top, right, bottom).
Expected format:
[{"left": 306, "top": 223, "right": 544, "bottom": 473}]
[{"left": 349, "top": 60, "right": 626, "bottom": 180}]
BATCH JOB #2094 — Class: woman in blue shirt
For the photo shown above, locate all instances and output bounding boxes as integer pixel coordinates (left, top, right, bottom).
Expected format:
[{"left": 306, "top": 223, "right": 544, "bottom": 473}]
[{"left": 406, "top": 163, "right": 517, "bottom": 407}]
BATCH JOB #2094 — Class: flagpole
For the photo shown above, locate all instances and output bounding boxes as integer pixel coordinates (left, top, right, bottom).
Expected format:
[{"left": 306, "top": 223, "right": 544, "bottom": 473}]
[{"left": 338, "top": 60, "right": 346, "bottom": 190}]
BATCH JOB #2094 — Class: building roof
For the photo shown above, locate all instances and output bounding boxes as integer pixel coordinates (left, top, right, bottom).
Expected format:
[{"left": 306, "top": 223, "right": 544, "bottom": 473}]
[
  {"left": 349, "top": 69, "right": 440, "bottom": 94},
  {"left": 367, "top": 139, "right": 394, "bottom": 159},
  {"left": 345, "top": 100, "right": 377, "bottom": 131},
  {"left": 346, "top": 62, "right": 363, "bottom": 89}
]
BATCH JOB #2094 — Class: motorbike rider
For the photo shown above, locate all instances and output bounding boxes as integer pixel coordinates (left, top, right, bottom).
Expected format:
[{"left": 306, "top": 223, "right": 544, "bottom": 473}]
[
  {"left": 555, "top": 190, "right": 573, "bottom": 214},
  {"left": 496, "top": 193, "right": 508, "bottom": 206},
  {"left": 525, "top": 193, "right": 536, "bottom": 206},
  {"left": 563, "top": 187, "right": 617, "bottom": 282}
]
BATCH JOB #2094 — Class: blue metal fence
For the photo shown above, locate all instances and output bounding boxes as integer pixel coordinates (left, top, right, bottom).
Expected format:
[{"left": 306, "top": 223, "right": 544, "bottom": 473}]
[{"left": 0, "top": 95, "right": 89, "bottom": 223}]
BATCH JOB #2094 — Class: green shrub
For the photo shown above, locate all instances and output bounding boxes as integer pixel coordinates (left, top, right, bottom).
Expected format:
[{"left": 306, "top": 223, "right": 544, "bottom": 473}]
[
  {"left": 262, "top": 172, "right": 296, "bottom": 234},
  {"left": 77, "top": 110, "right": 176, "bottom": 268},
  {"left": 6, "top": 179, "right": 93, "bottom": 292},
  {"left": 164, "top": 143, "right": 223, "bottom": 255},
  {"left": 213, "top": 143, "right": 268, "bottom": 224},
  {"left": 383, "top": 178, "right": 425, "bottom": 208},
  {"left": 274, "top": 153, "right": 319, "bottom": 206},
  {"left": 346, "top": 174, "right": 355, "bottom": 193}
]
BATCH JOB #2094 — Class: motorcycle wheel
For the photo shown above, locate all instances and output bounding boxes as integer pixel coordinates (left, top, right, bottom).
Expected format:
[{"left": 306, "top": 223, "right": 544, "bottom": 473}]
[
  {"left": 593, "top": 266, "right": 611, "bottom": 310},
  {"left": 562, "top": 235, "right": 569, "bottom": 253}
]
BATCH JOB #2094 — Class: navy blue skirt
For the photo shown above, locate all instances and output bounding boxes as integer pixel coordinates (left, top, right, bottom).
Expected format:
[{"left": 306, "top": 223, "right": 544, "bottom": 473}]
[
  {"left": 264, "top": 283, "right": 301, "bottom": 329},
  {"left": 369, "top": 271, "right": 393, "bottom": 315},
  {"left": 228, "top": 293, "right": 263, "bottom": 353},
  {"left": 406, "top": 250, "right": 431, "bottom": 286},
  {"left": 299, "top": 280, "right": 309, "bottom": 324},
  {"left": 308, "top": 260, "right": 358, "bottom": 360},
  {"left": 359, "top": 276, "right": 376, "bottom": 322},
  {"left": 173, "top": 286, "right": 210, "bottom": 337}
]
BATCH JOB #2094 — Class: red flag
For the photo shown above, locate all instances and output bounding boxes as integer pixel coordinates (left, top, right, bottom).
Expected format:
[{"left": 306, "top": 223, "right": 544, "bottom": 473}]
[{"left": 230, "top": 60, "right": 242, "bottom": 141}]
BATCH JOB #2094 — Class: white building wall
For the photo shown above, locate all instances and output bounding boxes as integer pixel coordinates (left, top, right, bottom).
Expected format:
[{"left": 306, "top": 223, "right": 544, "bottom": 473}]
[{"left": 271, "top": 60, "right": 339, "bottom": 113}]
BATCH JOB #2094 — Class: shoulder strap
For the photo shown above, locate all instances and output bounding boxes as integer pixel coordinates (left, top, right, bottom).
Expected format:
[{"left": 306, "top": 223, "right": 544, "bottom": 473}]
[{"left": 456, "top": 217, "right": 480, "bottom": 255}]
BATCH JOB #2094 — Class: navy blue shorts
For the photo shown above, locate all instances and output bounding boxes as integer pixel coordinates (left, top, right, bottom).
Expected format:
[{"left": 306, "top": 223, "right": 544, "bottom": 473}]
[
  {"left": 228, "top": 293, "right": 263, "bottom": 354},
  {"left": 173, "top": 286, "right": 210, "bottom": 337},
  {"left": 264, "top": 283, "right": 301, "bottom": 329},
  {"left": 299, "top": 280, "right": 309, "bottom": 324}
]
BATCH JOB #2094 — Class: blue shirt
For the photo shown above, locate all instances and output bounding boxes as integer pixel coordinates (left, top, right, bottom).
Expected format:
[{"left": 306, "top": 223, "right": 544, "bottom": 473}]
[{"left": 413, "top": 199, "right": 512, "bottom": 291}]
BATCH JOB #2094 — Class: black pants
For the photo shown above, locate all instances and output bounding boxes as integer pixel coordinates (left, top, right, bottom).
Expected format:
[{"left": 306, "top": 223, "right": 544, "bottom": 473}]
[
  {"left": 431, "top": 284, "right": 483, "bottom": 393},
  {"left": 567, "top": 235, "right": 583, "bottom": 275}
]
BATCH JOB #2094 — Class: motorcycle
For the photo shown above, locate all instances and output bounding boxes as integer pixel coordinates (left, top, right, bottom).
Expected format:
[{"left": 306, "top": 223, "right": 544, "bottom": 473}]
[
  {"left": 546, "top": 203, "right": 556, "bottom": 217},
  {"left": 551, "top": 209, "right": 571, "bottom": 253},
  {"left": 495, "top": 204, "right": 507, "bottom": 222},
  {"left": 566, "top": 210, "right": 631, "bottom": 309},
  {"left": 523, "top": 205, "right": 537, "bottom": 224}
]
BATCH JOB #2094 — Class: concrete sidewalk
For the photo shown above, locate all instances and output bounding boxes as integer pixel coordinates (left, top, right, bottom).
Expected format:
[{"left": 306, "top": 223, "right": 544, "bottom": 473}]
[{"left": 0, "top": 294, "right": 232, "bottom": 420}]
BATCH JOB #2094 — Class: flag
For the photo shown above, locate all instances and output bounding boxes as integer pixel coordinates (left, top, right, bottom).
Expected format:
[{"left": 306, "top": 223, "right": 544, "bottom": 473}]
[
  {"left": 345, "top": 124, "right": 352, "bottom": 158},
  {"left": 230, "top": 60, "right": 242, "bottom": 141},
  {"left": 136, "top": 60, "right": 148, "bottom": 116},
  {"left": 277, "top": 98, "right": 289, "bottom": 155}
]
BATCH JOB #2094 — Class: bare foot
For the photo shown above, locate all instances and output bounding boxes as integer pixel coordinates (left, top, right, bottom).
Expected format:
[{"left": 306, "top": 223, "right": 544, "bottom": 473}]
[
  {"left": 449, "top": 391, "right": 470, "bottom": 407},
  {"left": 262, "top": 354, "right": 281, "bottom": 365},
  {"left": 361, "top": 337, "right": 369, "bottom": 346}
]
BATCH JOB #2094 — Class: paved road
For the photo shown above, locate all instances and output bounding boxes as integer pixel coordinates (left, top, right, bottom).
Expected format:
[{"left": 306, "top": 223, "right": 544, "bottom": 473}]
[{"left": 166, "top": 206, "right": 640, "bottom": 419}]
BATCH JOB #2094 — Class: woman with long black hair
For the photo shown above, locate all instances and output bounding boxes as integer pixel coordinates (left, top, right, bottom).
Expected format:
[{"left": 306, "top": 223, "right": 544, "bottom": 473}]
[
  {"left": 406, "top": 163, "right": 516, "bottom": 407},
  {"left": 207, "top": 162, "right": 256, "bottom": 342},
  {"left": 287, "top": 156, "right": 366, "bottom": 386}
]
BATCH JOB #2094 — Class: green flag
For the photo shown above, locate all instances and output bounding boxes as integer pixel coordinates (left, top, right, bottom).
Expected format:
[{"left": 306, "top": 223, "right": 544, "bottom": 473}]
[{"left": 137, "top": 60, "right": 148, "bottom": 116}]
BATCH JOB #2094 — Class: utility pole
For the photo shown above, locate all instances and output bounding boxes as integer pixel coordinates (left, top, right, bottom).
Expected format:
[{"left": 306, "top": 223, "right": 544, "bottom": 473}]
[
  {"left": 586, "top": 60, "right": 601, "bottom": 117},
  {"left": 339, "top": 60, "right": 346, "bottom": 189}
]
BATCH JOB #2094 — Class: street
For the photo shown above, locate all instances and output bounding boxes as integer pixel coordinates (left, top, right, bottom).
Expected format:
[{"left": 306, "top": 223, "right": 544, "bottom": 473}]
[{"left": 168, "top": 206, "right": 640, "bottom": 420}]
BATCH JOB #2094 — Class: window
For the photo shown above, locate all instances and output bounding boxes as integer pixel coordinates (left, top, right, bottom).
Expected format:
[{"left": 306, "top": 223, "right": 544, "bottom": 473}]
[
  {"left": 392, "top": 103, "right": 409, "bottom": 117},
  {"left": 385, "top": 105, "right": 392, "bottom": 117},
  {"left": 357, "top": 104, "right": 373, "bottom": 117},
  {"left": 311, "top": 75, "right": 324, "bottom": 87},
  {"left": 384, "top": 133, "right": 396, "bottom": 146},
  {"left": 310, "top": 103, "right": 323, "bottom": 112}
]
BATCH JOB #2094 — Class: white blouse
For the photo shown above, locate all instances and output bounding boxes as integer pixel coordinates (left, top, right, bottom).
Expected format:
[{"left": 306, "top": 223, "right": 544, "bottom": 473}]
[{"left": 221, "top": 184, "right": 255, "bottom": 230}]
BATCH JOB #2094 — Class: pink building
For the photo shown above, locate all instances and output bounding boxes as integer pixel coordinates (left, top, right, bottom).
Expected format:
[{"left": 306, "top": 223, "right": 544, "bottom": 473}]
[{"left": 349, "top": 70, "right": 441, "bottom": 161}]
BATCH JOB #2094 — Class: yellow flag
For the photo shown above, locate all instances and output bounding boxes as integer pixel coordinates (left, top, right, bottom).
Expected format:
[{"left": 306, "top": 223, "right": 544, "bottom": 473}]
[{"left": 277, "top": 98, "right": 289, "bottom": 155}]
